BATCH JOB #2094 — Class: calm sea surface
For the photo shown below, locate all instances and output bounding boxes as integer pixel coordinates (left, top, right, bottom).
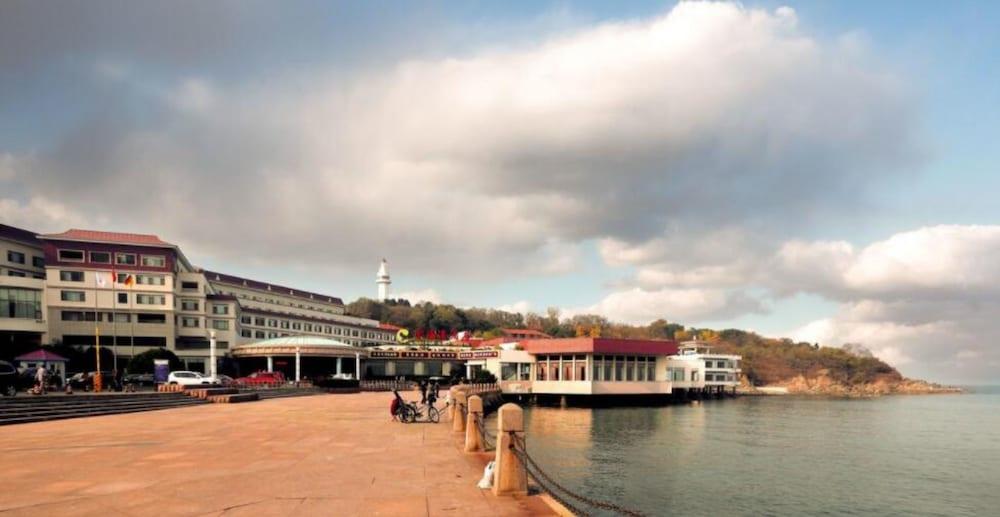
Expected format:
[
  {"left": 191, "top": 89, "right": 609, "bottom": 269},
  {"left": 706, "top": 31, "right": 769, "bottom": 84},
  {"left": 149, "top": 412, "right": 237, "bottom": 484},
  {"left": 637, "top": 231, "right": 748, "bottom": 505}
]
[{"left": 512, "top": 387, "right": 1000, "bottom": 517}]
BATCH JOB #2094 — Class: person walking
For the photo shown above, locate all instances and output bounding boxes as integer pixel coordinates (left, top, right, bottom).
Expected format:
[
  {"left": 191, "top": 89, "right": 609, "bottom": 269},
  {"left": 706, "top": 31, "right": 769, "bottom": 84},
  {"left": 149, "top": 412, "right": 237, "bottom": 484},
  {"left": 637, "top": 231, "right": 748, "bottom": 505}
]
[
  {"left": 418, "top": 380, "right": 428, "bottom": 404},
  {"left": 35, "top": 364, "right": 47, "bottom": 395}
]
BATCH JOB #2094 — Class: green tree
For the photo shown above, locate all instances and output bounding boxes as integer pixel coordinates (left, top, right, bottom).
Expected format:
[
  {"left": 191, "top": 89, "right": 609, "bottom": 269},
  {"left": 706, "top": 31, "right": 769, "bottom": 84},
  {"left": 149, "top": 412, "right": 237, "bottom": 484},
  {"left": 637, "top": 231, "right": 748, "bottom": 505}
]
[{"left": 126, "top": 349, "right": 183, "bottom": 374}]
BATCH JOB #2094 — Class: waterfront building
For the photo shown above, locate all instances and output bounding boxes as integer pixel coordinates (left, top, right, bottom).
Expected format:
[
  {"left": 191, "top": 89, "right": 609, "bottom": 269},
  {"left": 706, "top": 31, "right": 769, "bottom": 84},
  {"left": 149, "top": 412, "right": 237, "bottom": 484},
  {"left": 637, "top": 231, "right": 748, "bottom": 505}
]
[{"left": 665, "top": 340, "right": 742, "bottom": 394}]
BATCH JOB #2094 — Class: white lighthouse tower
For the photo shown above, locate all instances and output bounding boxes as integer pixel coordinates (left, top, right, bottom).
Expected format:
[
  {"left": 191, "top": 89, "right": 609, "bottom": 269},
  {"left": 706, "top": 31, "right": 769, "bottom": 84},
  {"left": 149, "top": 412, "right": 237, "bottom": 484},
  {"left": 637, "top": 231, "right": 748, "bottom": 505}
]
[{"left": 376, "top": 258, "right": 391, "bottom": 301}]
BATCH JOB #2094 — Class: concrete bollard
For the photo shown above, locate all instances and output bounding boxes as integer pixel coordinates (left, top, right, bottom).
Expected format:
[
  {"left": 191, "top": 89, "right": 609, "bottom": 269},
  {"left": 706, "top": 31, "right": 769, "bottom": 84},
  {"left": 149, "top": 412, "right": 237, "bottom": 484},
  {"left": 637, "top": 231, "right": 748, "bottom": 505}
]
[
  {"left": 452, "top": 390, "right": 468, "bottom": 433},
  {"left": 448, "top": 386, "right": 459, "bottom": 421},
  {"left": 465, "top": 395, "right": 484, "bottom": 453},
  {"left": 492, "top": 403, "right": 527, "bottom": 496}
]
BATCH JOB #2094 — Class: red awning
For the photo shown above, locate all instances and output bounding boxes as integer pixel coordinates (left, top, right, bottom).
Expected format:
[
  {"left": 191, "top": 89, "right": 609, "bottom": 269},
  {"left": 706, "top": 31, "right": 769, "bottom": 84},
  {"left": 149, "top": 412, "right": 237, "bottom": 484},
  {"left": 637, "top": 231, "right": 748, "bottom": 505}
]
[{"left": 14, "top": 349, "right": 69, "bottom": 362}]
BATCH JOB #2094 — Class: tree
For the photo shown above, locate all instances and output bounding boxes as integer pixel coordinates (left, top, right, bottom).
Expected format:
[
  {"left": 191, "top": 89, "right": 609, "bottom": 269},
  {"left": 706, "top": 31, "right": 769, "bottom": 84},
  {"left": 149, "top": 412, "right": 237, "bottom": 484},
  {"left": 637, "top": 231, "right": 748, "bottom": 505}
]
[{"left": 126, "top": 349, "right": 183, "bottom": 374}]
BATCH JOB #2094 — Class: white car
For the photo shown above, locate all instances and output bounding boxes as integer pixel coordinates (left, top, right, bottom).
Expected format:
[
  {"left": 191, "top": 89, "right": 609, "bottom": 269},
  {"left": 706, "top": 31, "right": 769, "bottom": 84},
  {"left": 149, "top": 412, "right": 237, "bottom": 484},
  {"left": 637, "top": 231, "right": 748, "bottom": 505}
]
[{"left": 167, "top": 371, "right": 217, "bottom": 386}]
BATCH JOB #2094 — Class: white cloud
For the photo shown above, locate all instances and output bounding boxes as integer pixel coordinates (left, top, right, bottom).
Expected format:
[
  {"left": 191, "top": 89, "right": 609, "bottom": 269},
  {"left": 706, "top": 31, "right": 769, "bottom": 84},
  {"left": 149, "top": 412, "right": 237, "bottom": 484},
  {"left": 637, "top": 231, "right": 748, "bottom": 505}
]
[
  {"left": 497, "top": 300, "right": 533, "bottom": 314},
  {"left": 393, "top": 289, "right": 442, "bottom": 304},
  {"left": 567, "top": 286, "right": 764, "bottom": 325}
]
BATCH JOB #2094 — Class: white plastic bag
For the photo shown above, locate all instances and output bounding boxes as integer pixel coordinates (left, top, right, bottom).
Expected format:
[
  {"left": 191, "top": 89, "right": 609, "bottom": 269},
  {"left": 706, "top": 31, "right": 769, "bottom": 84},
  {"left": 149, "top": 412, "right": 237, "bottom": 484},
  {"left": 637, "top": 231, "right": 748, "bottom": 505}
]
[{"left": 478, "top": 460, "right": 495, "bottom": 489}]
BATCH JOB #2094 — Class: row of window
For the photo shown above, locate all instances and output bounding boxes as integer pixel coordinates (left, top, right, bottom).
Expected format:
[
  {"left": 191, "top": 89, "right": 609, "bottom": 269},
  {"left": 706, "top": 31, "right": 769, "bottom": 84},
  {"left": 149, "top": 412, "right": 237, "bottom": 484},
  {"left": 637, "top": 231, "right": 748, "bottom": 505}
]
[
  {"left": 239, "top": 315, "right": 390, "bottom": 341},
  {"left": 705, "top": 359, "right": 739, "bottom": 369},
  {"left": 532, "top": 354, "right": 660, "bottom": 382},
  {"left": 57, "top": 249, "right": 166, "bottom": 268},
  {"left": 60, "top": 290, "right": 167, "bottom": 305},
  {"left": 57, "top": 270, "right": 168, "bottom": 286},
  {"left": 179, "top": 299, "right": 229, "bottom": 314},
  {"left": 238, "top": 328, "right": 368, "bottom": 346},
  {"left": 6, "top": 250, "right": 45, "bottom": 268},
  {"left": 5, "top": 269, "right": 45, "bottom": 279},
  {"left": 217, "top": 289, "right": 339, "bottom": 315},
  {"left": 705, "top": 373, "right": 736, "bottom": 382},
  {"left": 0, "top": 287, "right": 43, "bottom": 319},
  {"left": 61, "top": 310, "right": 166, "bottom": 324},
  {"left": 180, "top": 317, "right": 230, "bottom": 330}
]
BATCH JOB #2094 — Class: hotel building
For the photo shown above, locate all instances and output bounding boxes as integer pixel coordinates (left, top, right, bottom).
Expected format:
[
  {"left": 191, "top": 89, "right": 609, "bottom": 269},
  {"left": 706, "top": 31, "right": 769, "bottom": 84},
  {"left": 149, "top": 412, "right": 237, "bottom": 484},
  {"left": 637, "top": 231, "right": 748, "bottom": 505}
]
[{"left": 1, "top": 224, "right": 396, "bottom": 373}]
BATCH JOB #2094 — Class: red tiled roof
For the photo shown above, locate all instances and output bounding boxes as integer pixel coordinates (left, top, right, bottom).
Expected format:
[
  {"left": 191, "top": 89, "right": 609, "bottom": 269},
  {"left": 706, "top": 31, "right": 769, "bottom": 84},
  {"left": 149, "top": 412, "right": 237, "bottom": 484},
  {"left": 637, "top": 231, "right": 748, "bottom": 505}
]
[
  {"left": 379, "top": 323, "right": 403, "bottom": 331},
  {"left": 520, "top": 337, "right": 678, "bottom": 356},
  {"left": 41, "top": 228, "right": 173, "bottom": 247}
]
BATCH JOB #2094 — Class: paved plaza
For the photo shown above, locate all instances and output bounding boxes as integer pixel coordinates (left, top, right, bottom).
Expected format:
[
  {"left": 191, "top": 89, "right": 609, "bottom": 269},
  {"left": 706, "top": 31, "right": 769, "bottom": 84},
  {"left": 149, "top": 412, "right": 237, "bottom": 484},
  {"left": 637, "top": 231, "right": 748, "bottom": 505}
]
[{"left": 0, "top": 392, "right": 553, "bottom": 516}]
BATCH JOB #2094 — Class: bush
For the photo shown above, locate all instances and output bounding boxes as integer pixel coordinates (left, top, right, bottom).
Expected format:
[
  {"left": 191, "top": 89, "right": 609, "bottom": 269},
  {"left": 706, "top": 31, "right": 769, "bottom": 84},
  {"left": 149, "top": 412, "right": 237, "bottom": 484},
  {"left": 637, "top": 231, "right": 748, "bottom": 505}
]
[
  {"left": 473, "top": 369, "right": 497, "bottom": 384},
  {"left": 126, "top": 349, "right": 183, "bottom": 374}
]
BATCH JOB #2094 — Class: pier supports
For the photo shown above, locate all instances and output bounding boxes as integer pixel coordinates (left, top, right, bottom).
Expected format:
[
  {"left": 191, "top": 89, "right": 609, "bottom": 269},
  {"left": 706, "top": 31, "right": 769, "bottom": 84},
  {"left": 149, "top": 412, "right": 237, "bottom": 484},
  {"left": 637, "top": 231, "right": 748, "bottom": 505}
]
[
  {"left": 465, "top": 395, "right": 483, "bottom": 453},
  {"left": 492, "top": 403, "right": 527, "bottom": 496},
  {"left": 452, "top": 390, "right": 468, "bottom": 433}
]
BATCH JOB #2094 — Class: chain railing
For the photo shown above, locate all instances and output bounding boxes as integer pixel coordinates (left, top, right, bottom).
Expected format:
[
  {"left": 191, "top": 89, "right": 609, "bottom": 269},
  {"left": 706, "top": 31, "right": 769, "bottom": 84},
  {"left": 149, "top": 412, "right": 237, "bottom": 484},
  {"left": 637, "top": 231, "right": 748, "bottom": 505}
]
[
  {"left": 509, "top": 432, "right": 645, "bottom": 517},
  {"left": 473, "top": 412, "right": 497, "bottom": 451},
  {"left": 360, "top": 379, "right": 413, "bottom": 392}
]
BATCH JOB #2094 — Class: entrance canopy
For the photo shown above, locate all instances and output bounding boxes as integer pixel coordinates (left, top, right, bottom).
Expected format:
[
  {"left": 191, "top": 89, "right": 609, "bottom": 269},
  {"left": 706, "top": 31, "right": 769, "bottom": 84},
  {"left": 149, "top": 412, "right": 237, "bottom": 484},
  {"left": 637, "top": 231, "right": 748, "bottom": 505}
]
[{"left": 232, "top": 336, "right": 368, "bottom": 359}]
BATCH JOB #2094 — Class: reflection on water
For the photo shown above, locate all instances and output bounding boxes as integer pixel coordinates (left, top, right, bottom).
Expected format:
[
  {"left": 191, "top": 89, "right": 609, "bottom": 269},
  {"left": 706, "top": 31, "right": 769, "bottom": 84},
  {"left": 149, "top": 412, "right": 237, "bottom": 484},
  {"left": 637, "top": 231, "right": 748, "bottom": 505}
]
[{"left": 515, "top": 393, "right": 1000, "bottom": 517}]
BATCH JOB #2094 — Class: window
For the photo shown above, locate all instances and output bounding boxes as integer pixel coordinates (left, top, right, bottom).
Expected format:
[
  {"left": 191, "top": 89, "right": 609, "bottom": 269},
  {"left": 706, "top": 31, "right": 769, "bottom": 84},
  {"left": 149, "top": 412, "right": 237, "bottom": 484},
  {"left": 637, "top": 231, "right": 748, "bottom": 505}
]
[
  {"left": 334, "top": 327, "right": 341, "bottom": 335},
  {"left": 32, "top": 256, "right": 45, "bottom": 268},
  {"left": 7, "top": 251, "right": 25, "bottom": 264},
  {"left": 691, "top": 370, "right": 699, "bottom": 382},
  {"left": 7, "top": 270, "right": 25, "bottom": 277},
  {"left": 107, "top": 312, "right": 130, "bottom": 323},
  {"left": 614, "top": 356, "right": 625, "bottom": 382},
  {"left": 136, "top": 294, "right": 166, "bottom": 305},
  {"left": 267, "top": 319, "right": 277, "bottom": 328},
  {"left": 0, "top": 287, "right": 42, "bottom": 319},
  {"left": 240, "top": 315, "right": 251, "bottom": 324},
  {"left": 241, "top": 329, "right": 252, "bottom": 338},
  {"left": 304, "top": 323, "right": 313, "bottom": 332},
  {"left": 59, "top": 270, "right": 84, "bottom": 282},
  {"left": 255, "top": 330, "right": 265, "bottom": 339},
  {"left": 281, "top": 320, "right": 289, "bottom": 329},
  {"left": 181, "top": 281, "right": 199, "bottom": 291},
  {"left": 255, "top": 317, "right": 266, "bottom": 326},
  {"left": 647, "top": 360, "right": 656, "bottom": 381},
  {"left": 62, "top": 310, "right": 98, "bottom": 321},
  {"left": 268, "top": 332, "right": 277, "bottom": 339},
  {"left": 577, "top": 355, "right": 587, "bottom": 381},
  {"left": 141, "top": 255, "right": 165, "bottom": 267},
  {"left": 325, "top": 326, "right": 332, "bottom": 334},
  {"left": 181, "top": 317, "right": 200, "bottom": 328},
  {"left": 89, "top": 251, "right": 111, "bottom": 263},
  {"left": 136, "top": 275, "right": 165, "bottom": 285},
  {"left": 181, "top": 299, "right": 199, "bottom": 311},
  {"left": 212, "top": 305, "right": 228, "bottom": 315},
  {"left": 292, "top": 322, "right": 301, "bottom": 330},
  {"left": 58, "top": 249, "right": 85, "bottom": 262},
  {"left": 136, "top": 313, "right": 166, "bottom": 324},
  {"left": 536, "top": 358, "right": 547, "bottom": 381},
  {"left": 212, "top": 320, "right": 230, "bottom": 330},
  {"left": 61, "top": 290, "right": 86, "bottom": 302},
  {"left": 117, "top": 293, "right": 128, "bottom": 304},
  {"left": 115, "top": 253, "right": 136, "bottom": 265}
]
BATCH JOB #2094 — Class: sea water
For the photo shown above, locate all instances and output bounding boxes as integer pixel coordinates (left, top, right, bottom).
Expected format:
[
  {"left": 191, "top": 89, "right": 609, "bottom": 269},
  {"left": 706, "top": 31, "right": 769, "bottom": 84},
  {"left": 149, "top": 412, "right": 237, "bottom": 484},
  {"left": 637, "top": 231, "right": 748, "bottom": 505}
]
[{"left": 517, "top": 387, "right": 1000, "bottom": 516}]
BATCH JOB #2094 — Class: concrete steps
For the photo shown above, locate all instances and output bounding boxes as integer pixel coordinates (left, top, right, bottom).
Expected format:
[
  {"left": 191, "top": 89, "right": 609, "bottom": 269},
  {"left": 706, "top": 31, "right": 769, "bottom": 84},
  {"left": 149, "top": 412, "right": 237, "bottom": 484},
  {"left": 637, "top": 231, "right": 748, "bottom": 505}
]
[
  {"left": 208, "top": 393, "right": 259, "bottom": 404},
  {"left": 0, "top": 393, "right": 209, "bottom": 426},
  {"left": 252, "top": 388, "right": 325, "bottom": 400}
]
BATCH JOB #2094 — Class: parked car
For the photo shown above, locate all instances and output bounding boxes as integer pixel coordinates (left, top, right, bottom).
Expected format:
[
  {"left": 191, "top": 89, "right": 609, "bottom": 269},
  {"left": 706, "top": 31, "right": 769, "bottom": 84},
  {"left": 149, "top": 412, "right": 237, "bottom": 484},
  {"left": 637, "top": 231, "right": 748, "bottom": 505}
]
[
  {"left": 215, "top": 374, "right": 235, "bottom": 386},
  {"left": 1, "top": 360, "right": 20, "bottom": 396},
  {"left": 167, "top": 371, "right": 215, "bottom": 386},
  {"left": 65, "top": 371, "right": 114, "bottom": 391},
  {"left": 235, "top": 371, "right": 286, "bottom": 386}
]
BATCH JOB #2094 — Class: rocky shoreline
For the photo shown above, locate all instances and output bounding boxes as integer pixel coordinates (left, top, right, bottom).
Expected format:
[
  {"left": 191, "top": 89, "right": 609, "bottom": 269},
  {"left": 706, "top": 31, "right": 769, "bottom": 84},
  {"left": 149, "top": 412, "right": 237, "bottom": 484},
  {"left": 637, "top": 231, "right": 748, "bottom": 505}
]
[{"left": 740, "top": 370, "right": 962, "bottom": 398}]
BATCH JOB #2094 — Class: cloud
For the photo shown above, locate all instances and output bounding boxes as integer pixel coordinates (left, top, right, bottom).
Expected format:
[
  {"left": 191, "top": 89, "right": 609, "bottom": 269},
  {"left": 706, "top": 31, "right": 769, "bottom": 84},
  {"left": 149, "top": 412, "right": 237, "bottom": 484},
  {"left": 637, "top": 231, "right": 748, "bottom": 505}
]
[
  {"left": 497, "top": 300, "right": 533, "bottom": 314},
  {"left": 393, "top": 289, "right": 442, "bottom": 304},
  {"left": 0, "top": 2, "right": 917, "bottom": 280},
  {"left": 566, "top": 287, "right": 765, "bottom": 325}
]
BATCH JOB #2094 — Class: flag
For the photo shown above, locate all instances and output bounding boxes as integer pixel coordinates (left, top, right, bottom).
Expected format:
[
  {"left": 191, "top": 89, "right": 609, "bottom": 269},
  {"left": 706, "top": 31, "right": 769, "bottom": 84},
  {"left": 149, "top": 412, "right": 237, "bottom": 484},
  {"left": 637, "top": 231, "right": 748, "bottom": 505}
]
[
  {"left": 124, "top": 274, "right": 135, "bottom": 287},
  {"left": 95, "top": 271, "right": 107, "bottom": 288}
]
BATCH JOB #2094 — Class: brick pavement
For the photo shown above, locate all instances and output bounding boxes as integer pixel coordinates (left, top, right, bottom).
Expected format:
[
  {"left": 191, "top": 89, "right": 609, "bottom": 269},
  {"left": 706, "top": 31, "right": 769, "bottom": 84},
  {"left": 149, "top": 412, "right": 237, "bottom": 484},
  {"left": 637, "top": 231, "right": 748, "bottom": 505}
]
[{"left": 0, "top": 392, "right": 555, "bottom": 516}]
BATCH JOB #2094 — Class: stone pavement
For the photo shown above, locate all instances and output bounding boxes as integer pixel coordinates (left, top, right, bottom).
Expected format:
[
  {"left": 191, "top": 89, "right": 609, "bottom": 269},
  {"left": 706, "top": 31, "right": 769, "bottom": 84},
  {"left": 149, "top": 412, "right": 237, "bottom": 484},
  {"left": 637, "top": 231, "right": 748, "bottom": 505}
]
[{"left": 0, "top": 392, "right": 555, "bottom": 516}]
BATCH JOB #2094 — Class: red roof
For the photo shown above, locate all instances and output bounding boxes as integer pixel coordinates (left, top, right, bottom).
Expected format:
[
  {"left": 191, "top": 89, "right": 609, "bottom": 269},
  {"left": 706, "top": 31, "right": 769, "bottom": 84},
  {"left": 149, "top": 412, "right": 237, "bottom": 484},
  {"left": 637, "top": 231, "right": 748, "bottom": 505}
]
[
  {"left": 501, "top": 328, "right": 552, "bottom": 338},
  {"left": 41, "top": 228, "right": 173, "bottom": 247},
  {"left": 15, "top": 349, "right": 69, "bottom": 362},
  {"left": 379, "top": 323, "right": 403, "bottom": 331},
  {"left": 520, "top": 337, "right": 678, "bottom": 356}
]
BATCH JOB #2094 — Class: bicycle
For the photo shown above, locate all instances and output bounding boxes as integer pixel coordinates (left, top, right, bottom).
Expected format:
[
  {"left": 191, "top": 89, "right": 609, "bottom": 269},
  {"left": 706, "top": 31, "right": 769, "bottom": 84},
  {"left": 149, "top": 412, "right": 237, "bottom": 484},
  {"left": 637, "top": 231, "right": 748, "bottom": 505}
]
[{"left": 392, "top": 390, "right": 440, "bottom": 423}]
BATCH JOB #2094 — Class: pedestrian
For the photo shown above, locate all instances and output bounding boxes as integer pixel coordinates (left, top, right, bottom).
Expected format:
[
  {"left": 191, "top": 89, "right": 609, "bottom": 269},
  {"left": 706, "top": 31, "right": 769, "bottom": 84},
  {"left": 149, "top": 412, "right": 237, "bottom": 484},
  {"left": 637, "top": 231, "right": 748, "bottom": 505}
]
[
  {"left": 35, "top": 363, "right": 47, "bottom": 395},
  {"left": 419, "top": 380, "right": 428, "bottom": 404}
]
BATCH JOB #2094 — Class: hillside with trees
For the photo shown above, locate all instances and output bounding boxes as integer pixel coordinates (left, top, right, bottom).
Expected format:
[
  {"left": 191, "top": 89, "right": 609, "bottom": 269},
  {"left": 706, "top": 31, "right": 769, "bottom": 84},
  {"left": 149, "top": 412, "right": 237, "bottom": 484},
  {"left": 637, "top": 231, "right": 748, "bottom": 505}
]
[{"left": 347, "top": 298, "right": 954, "bottom": 395}]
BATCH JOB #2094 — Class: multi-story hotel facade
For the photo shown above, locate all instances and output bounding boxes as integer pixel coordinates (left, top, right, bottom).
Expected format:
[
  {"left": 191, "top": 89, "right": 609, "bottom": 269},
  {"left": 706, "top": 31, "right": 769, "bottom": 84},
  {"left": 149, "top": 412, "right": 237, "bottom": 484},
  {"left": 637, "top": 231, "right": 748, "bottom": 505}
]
[{"left": 1, "top": 224, "right": 396, "bottom": 373}]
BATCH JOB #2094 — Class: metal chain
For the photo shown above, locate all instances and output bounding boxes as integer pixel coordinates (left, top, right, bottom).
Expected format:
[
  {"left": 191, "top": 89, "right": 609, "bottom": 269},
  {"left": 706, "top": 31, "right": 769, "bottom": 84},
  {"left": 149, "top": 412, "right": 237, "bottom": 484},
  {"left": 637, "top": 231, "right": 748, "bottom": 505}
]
[
  {"left": 509, "top": 433, "right": 645, "bottom": 517},
  {"left": 473, "top": 413, "right": 497, "bottom": 450}
]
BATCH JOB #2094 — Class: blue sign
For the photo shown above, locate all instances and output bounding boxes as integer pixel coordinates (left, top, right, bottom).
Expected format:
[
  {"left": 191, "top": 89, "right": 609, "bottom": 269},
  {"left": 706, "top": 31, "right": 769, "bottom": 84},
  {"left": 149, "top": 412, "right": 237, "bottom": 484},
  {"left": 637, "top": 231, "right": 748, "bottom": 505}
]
[{"left": 154, "top": 359, "right": 169, "bottom": 383}]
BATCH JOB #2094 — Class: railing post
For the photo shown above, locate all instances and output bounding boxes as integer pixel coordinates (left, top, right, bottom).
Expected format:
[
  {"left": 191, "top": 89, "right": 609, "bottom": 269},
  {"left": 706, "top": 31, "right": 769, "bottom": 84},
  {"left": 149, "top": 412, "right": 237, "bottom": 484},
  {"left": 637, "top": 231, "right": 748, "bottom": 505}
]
[
  {"left": 452, "top": 390, "right": 468, "bottom": 432},
  {"left": 448, "top": 386, "right": 459, "bottom": 421},
  {"left": 492, "top": 403, "right": 527, "bottom": 496},
  {"left": 465, "top": 395, "right": 484, "bottom": 453}
]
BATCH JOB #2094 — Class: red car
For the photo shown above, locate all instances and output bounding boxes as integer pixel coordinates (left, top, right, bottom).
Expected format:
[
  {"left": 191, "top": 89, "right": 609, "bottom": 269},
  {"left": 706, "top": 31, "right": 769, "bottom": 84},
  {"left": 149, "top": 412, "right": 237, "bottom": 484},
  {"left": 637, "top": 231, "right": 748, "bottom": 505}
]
[{"left": 235, "top": 371, "right": 286, "bottom": 386}]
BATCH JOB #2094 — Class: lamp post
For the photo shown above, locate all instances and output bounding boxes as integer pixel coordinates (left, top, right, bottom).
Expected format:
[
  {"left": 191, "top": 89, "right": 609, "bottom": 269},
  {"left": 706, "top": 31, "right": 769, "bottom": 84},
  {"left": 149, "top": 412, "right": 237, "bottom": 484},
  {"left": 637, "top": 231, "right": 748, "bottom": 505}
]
[{"left": 295, "top": 347, "right": 301, "bottom": 383}]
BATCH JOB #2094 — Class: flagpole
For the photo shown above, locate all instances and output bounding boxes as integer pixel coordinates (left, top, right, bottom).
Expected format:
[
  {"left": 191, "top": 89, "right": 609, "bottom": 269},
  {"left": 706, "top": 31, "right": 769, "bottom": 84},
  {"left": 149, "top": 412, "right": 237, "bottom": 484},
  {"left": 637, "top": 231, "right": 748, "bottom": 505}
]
[
  {"left": 111, "top": 270, "right": 118, "bottom": 372},
  {"left": 129, "top": 274, "right": 135, "bottom": 358},
  {"left": 94, "top": 271, "right": 102, "bottom": 392}
]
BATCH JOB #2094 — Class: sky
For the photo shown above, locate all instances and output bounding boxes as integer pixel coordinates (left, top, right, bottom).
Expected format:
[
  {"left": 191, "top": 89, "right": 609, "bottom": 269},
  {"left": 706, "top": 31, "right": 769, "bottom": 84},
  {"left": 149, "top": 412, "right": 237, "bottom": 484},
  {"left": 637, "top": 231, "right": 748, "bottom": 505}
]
[{"left": 2, "top": 1, "right": 999, "bottom": 384}]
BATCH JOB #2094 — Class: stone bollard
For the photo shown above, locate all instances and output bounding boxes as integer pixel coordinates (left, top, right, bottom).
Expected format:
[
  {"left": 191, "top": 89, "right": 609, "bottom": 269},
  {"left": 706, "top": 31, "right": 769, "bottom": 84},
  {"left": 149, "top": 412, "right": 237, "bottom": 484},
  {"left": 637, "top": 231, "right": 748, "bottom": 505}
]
[
  {"left": 452, "top": 390, "right": 468, "bottom": 433},
  {"left": 448, "top": 386, "right": 459, "bottom": 421},
  {"left": 492, "top": 403, "right": 527, "bottom": 496},
  {"left": 464, "top": 395, "right": 484, "bottom": 453}
]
